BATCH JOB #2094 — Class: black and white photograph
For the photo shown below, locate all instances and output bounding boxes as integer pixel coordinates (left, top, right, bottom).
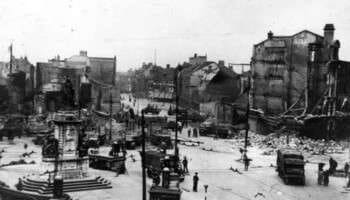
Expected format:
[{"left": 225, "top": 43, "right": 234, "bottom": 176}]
[{"left": 0, "top": 0, "right": 349, "bottom": 200}]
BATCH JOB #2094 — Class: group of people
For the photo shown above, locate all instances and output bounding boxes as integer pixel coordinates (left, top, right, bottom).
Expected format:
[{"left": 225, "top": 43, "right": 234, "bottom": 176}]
[
  {"left": 181, "top": 156, "right": 200, "bottom": 192},
  {"left": 318, "top": 157, "right": 350, "bottom": 187},
  {"left": 186, "top": 128, "right": 199, "bottom": 138}
]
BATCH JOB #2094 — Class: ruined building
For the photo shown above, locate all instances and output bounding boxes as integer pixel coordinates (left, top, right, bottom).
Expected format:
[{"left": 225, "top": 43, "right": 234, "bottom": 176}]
[
  {"left": 178, "top": 59, "right": 241, "bottom": 123},
  {"left": 0, "top": 56, "right": 35, "bottom": 114},
  {"left": 251, "top": 24, "right": 350, "bottom": 139},
  {"left": 130, "top": 63, "right": 175, "bottom": 100},
  {"left": 251, "top": 24, "right": 336, "bottom": 115},
  {"left": 36, "top": 51, "right": 120, "bottom": 113}
]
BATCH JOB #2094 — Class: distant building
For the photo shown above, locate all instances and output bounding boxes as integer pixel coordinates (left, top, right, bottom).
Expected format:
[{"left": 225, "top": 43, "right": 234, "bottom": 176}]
[
  {"left": 189, "top": 53, "right": 207, "bottom": 66},
  {"left": 35, "top": 51, "right": 120, "bottom": 113},
  {"left": 178, "top": 60, "right": 241, "bottom": 123},
  {"left": 130, "top": 63, "right": 175, "bottom": 99},
  {"left": 0, "top": 56, "right": 35, "bottom": 114}
]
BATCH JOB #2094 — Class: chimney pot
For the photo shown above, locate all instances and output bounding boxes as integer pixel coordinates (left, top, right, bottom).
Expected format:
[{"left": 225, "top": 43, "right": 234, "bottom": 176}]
[
  {"left": 324, "top": 24, "right": 335, "bottom": 31},
  {"left": 323, "top": 24, "right": 335, "bottom": 45}
]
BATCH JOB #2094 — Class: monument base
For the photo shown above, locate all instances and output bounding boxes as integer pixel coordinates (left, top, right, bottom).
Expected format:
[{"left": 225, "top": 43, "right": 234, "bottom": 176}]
[{"left": 20, "top": 175, "right": 112, "bottom": 195}]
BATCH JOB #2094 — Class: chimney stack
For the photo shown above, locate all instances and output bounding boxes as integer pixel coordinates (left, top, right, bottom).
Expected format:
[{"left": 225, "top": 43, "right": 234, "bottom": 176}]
[
  {"left": 218, "top": 60, "right": 225, "bottom": 67},
  {"left": 80, "top": 50, "right": 88, "bottom": 57},
  {"left": 323, "top": 24, "right": 335, "bottom": 46},
  {"left": 268, "top": 31, "right": 273, "bottom": 40}
]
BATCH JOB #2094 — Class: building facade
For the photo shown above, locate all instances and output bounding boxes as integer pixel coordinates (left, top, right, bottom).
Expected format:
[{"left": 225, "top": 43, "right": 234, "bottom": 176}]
[
  {"left": 35, "top": 51, "right": 120, "bottom": 113},
  {"left": 178, "top": 59, "right": 241, "bottom": 123},
  {"left": 251, "top": 24, "right": 336, "bottom": 115}
]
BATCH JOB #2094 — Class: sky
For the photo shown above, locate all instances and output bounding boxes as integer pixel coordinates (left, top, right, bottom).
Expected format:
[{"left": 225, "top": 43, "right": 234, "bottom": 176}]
[{"left": 0, "top": 0, "right": 350, "bottom": 72}]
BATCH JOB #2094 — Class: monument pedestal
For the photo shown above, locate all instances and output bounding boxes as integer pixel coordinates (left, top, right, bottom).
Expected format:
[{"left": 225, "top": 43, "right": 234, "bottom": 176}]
[{"left": 21, "top": 112, "right": 112, "bottom": 194}]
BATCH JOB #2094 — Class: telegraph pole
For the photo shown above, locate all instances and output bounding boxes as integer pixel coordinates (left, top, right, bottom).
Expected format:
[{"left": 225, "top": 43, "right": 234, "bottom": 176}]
[
  {"left": 141, "top": 110, "right": 146, "bottom": 200},
  {"left": 244, "top": 77, "right": 251, "bottom": 153},
  {"left": 109, "top": 92, "right": 113, "bottom": 142},
  {"left": 9, "top": 43, "right": 13, "bottom": 73},
  {"left": 174, "top": 67, "right": 179, "bottom": 158},
  {"left": 54, "top": 138, "right": 59, "bottom": 179}
]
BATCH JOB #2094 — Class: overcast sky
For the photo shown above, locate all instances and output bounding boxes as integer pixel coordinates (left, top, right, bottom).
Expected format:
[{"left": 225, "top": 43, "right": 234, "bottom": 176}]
[{"left": 0, "top": 0, "right": 350, "bottom": 71}]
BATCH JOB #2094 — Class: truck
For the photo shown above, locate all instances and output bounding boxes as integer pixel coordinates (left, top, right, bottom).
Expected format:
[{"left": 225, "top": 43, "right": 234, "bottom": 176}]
[
  {"left": 276, "top": 148, "right": 305, "bottom": 185},
  {"left": 140, "top": 150, "right": 184, "bottom": 182}
]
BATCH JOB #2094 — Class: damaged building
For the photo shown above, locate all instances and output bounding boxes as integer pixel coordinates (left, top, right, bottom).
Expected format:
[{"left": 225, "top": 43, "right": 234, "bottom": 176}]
[
  {"left": 35, "top": 51, "right": 120, "bottom": 113},
  {"left": 0, "top": 56, "right": 35, "bottom": 114},
  {"left": 131, "top": 63, "right": 175, "bottom": 101},
  {"left": 251, "top": 24, "right": 350, "bottom": 139},
  {"left": 178, "top": 57, "right": 241, "bottom": 124}
]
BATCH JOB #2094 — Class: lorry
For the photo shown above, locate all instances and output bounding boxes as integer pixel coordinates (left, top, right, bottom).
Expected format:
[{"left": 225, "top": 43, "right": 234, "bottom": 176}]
[{"left": 276, "top": 148, "right": 305, "bottom": 185}]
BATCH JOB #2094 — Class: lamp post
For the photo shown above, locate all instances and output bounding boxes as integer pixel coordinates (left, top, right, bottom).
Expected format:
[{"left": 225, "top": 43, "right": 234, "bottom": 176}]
[
  {"left": 141, "top": 109, "right": 146, "bottom": 200},
  {"left": 174, "top": 67, "right": 179, "bottom": 159},
  {"left": 244, "top": 77, "right": 251, "bottom": 153},
  {"left": 109, "top": 92, "right": 113, "bottom": 142}
]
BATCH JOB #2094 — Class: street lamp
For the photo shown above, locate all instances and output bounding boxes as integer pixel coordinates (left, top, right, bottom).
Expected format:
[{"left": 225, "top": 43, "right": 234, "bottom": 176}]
[{"left": 141, "top": 109, "right": 146, "bottom": 200}]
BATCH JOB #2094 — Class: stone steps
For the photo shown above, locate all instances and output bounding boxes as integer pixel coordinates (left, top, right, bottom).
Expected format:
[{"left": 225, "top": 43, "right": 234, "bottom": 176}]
[{"left": 21, "top": 177, "right": 112, "bottom": 194}]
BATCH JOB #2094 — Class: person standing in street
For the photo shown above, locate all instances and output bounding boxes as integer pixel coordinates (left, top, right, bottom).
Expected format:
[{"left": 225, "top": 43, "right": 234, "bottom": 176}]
[
  {"left": 323, "top": 170, "right": 330, "bottom": 186},
  {"left": 243, "top": 153, "right": 251, "bottom": 171},
  {"left": 318, "top": 163, "right": 325, "bottom": 185},
  {"left": 193, "top": 172, "right": 199, "bottom": 192},
  {"left": 193, "top": 127, "right": 198, "bottom": 137},
  {"left": 329, "top": 157, "right": 338, "bottom": 175},
  {"left": 188, "top": 128, "right": 191, "bottom": 138},
  {"left": 183, "top": 156, "right": 189, "bottom": 173},
  {"left": 344, "top": 162, "right": 349, "bottom": 178}
]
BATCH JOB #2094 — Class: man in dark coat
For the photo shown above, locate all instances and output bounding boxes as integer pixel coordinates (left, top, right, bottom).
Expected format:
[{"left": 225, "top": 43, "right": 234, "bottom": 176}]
[
  {"left": 183, "top": 156, "right": 189, "bottom": 173},
  {"left": 193, "top": 172, "right": 199, "bottom": 192},
  {"left": 329, "top": 157, "right": 338, "bottom": 175},
  {"left": 243, "top": 153, "right": 251, "bottom": 171},
  {"left": 344, "top": 162, "right": 349, "bottom": 178},
  {"left": 323, "top": 170, "right": 330, "bottom": 186}
]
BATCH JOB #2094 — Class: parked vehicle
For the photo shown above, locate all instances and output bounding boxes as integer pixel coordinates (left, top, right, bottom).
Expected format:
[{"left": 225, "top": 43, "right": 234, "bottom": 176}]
[
  {"left": 149, "top": 185, "right": 181, "bottom": 200},
  {"left": 199, "top": 121, "right": 235, "bottom": 138},
  {"left": 140, "top": 150, "right": 183, "bottom": 181},
  {"left": 150, "top": 132, "right": 173, "bottom": 149},
  {"left": 276, "top": 148, "right": 305, "bottom": 185},
  {"left": 143, "top": 104, "right": 161, "bottom": 115}
]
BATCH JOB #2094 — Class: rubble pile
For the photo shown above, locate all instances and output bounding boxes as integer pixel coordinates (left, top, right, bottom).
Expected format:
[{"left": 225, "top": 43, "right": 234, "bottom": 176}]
[{"left": 250, "top": 133, "right": 346, "bottom": 156}]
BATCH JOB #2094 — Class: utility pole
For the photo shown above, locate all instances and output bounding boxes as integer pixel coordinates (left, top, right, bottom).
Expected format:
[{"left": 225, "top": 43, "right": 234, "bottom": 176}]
[
  {"left": 141, "top": 110, "right": 146, "bottom": 200},
  {"left": 174, "top": 67, "right": 179, "bottom": 158},
  {"left": 54, "top": 138, "right": 59, "bottom": 179},
  {"left": 109, "top": 92, "right": 113, "bottom": 142},
  {"left": 244, "top": 77, "right": 251, "bottom": 153},
  {"left": 9, "top": 43, "right": 13, "bottom": 73}
]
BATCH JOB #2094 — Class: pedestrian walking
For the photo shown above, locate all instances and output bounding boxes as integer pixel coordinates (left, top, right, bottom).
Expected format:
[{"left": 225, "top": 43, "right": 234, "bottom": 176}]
[
  {"left": 193, "top": 172, "right": 199, "bottom": 192},
  {"left": 344, "top": 162, "right": 349, "bottom": 178},
  {"left": 183, "top": 156, "right": 189, "bottom": 173},
  {"left": 188, "top": 128, "right": 191, "bottom": 138}
]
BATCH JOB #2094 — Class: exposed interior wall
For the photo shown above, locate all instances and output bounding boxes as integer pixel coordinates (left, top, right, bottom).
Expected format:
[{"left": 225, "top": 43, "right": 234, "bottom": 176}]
[{"left": 251, "top": 31, "right": 326, "bottom": 115}]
